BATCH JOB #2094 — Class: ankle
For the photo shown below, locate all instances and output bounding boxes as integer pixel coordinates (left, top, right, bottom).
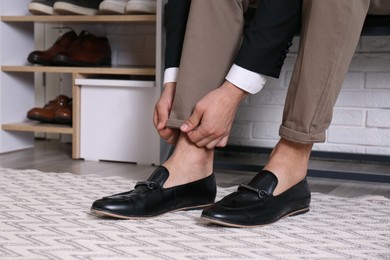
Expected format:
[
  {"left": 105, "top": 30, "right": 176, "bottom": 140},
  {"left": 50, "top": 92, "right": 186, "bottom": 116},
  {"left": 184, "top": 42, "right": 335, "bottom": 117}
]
[
  {"left": 162, "top": 134, "right": 214, "bottom": 188},
  {"left": 264, "top": 139, "right": 312, "bottom": 195},
  {"left": 162, "top": 159, "right": 213, "bottom": 188}
]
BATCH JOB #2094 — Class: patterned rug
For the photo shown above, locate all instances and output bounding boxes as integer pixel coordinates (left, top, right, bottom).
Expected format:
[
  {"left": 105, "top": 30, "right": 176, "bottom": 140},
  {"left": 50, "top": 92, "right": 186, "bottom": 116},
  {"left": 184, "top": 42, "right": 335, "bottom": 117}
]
[{"left": 0, "top": 168, "right": 389, "bottom": 260}]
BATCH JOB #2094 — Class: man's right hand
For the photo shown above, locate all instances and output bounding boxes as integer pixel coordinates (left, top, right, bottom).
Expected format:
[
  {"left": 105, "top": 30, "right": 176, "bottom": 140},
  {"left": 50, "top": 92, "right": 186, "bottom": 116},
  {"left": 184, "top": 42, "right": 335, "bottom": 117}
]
[
  {"left": 180, "top": 81, "right": 248, "bottom": 149},
  {"left": 153, "top": 82, "right": 180, "bottom": 145}
]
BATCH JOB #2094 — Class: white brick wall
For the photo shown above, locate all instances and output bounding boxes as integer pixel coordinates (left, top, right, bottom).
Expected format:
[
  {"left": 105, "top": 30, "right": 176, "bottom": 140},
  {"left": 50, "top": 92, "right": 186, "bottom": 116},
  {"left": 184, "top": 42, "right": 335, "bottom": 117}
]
[{"left": 230, "top": 36, "right": 390, "bottom": 156}]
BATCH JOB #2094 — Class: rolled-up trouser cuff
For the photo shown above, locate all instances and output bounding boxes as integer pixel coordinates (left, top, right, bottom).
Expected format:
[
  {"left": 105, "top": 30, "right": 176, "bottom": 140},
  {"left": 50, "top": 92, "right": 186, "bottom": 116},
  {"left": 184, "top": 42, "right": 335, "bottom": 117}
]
[
  {"left": 279, "top": 0, "right": 369, "bottom": 145},
  {"left": 279, "top": 125, "right": 326, "bottom": 144},
  {"left": 167, "top": 119, "right": 184, "bottom": 129}
]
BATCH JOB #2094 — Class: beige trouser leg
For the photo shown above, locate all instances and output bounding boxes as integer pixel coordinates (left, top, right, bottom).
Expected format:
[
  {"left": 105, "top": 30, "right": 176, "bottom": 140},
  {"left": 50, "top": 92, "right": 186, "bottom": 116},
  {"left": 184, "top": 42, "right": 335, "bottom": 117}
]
[
  {"left": 167, "top": 0, "right": 376, "bottom": 145},
  {"left": 166, "top": 0, "right": 250, "bottom": 128},
  {"left": 279, "top": 0, "right": 370, "bottom": 144}
]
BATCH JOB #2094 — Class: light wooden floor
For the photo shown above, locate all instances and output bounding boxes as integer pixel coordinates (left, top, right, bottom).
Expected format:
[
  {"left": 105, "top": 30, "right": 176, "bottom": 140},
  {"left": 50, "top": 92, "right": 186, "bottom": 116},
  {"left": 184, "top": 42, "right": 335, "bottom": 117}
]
[{"left": 1, "top": 139, "right": 389, "bottom": 198}]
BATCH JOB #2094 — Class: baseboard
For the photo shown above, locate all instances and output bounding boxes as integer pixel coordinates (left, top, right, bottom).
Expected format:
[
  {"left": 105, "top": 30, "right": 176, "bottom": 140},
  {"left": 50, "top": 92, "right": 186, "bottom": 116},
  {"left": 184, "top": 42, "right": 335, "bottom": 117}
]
[{"left": 214, "top": 145, "right": 390, "bottom": 183}]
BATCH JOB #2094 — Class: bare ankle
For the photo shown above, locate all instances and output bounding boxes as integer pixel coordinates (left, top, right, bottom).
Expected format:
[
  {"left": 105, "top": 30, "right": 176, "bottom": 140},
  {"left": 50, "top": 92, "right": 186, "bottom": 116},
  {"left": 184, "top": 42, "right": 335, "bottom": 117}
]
[
  {"left": 162, "top": 134, "right": 214, "bottom": 188},
  {"left": 264, "top": 139, "right": 313, "bottom": 195}
]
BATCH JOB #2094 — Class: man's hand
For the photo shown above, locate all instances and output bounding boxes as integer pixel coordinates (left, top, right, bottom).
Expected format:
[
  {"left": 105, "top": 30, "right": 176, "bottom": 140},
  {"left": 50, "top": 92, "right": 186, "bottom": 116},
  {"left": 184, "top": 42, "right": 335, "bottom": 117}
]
[
  {"left": 180, "top": 81, "right": 248, "bottom": 149},
  {"left": 153, "top": 82, "right": 180, "bottom": 144}
]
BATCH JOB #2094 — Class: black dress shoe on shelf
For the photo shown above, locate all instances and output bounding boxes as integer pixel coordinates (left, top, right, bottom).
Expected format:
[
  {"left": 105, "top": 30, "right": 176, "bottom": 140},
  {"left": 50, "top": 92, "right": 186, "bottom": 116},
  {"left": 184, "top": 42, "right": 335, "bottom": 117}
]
[
  {"left": 91, "top": 166, "right": 217, "bottom": 219},
  {"left": 201, "top": 170, "right": 311, "bottom": 228}
]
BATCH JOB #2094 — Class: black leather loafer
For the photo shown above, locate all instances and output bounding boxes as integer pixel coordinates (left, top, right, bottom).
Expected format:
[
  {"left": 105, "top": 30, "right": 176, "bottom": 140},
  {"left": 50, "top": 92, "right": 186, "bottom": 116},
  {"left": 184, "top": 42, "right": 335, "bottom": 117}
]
[
  {"left": 91, "top": 166, "right": 217, "bottom": 219},
  {"left": 201, "top": 170, "right": 311, "bottom": 227}
]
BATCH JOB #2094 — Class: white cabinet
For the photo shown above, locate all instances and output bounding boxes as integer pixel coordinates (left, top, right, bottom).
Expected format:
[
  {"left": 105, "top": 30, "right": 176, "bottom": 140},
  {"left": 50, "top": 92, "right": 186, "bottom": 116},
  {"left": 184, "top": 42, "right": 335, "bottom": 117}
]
[
  {"left": 0, "top": 0, "right": 167, "bottom": 164},
  {"left": 78, "top": 79, "right": 159, "bottom": 164}
]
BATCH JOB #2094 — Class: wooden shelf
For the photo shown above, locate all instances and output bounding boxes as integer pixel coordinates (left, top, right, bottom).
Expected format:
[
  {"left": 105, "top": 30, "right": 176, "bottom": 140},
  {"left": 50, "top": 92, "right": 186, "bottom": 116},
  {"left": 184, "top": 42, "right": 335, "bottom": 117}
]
[
  {"left": 1, "top": 65, "right": 156, "bottom": 76},
  {"left": 1, "top": 15, "right": 156, "bottom": 23},
  {"left": 2, "top": 122, "right": 73, "bottom": 134},
  {"left": 0, "top": 2, "right": 163, "bottom": 161}
]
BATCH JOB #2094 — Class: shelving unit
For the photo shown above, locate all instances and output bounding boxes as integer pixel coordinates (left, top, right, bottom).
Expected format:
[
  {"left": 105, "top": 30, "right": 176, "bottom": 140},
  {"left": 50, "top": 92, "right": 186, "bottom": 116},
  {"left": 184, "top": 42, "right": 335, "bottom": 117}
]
[
  {"left": 0, "top": 0, "right": 166, "bottom": 164},
  {"left": 1, "top": 14, "right": 156, "bottom": 23},
  {"left": 1, "top": 65, "right": 156, "bottom": 74}
]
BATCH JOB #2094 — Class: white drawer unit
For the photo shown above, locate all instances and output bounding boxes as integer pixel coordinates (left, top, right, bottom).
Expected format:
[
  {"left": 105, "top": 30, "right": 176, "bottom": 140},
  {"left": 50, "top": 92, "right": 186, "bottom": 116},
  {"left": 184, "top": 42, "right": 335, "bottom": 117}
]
[{"left": 77, "top": 78, "right": 161, "bottom": 165}]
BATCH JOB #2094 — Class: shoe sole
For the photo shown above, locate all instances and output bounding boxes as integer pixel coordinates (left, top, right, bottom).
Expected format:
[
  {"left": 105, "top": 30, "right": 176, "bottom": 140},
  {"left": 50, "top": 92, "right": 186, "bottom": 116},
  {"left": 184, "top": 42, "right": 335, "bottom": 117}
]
[
  {"left": 27, "top": 115, "right": 55, "bottom": 124},
  {"left": 99, "top": 2, "right": 126, "bottom": 14},
  {"left": 53, "top": 55, "right": 111, "bottom": 67},
  {"left": 201, "top": 207, "right": 310, "bottom": 228},
  {"left": 125, "top": 2, "right": 156, "bottom": 14},
  {"left": 28, "top": 3, "right": 54, "bottom": 15},
  {"left": 90, "top": 203, "right": 214, "bottom": 219},
  {"left": 54, "top": 2, "right": 99, "bottom": 15},
  {"left": 54, "top": 117, "right": 72, "bottom": 125},
  {"left": 27, "top": 56, "right": 54, "bottom": 66}
]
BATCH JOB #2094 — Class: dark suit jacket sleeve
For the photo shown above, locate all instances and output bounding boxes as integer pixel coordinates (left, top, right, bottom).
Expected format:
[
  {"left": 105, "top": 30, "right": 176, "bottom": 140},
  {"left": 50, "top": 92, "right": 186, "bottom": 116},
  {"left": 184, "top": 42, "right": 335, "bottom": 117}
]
[
  {"left": 235, "top": 0, "right": 302, "bottom": 78},
  {"left": 164, "top": 0, "right": 191, "bottom": 69}
]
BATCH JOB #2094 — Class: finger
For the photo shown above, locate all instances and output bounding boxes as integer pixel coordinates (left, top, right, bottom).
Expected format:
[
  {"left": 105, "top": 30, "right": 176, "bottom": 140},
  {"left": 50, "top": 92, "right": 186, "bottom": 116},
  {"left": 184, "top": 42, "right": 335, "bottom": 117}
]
[
  {"left": 180, "top": 106, "right": 203, "bottom": 132},
  {"left": 192, "top": 130, "right": 229, "bottom": 149},
  {"left": 153, "top": 107, "right": 159, "bottom": 128},
  {"left": 205, "top": 138, "right": 222, "bottom": 150},
  {"left": 215, "top": 136, "right": 229, "bottom": 147},
  {"left": 159, "top": 128, "right": 175, "bottom": 140},
  {"left": 153, "top": 107, "right": 165, "bottom": 130},
  {"left": 186, "top": 124, "right": 213, "bottom": 144},
  {"left": 160, "top": 128, "right": 179, "bottom": 144},
  {"left": 155, "top": 106, "right": 169, "bottom": 131},
  {"left": 166, "top": 131, "right": 179, "bottom": 145},
  {"left": 158, "top": 107, "right": 169, "bottom": 130}
]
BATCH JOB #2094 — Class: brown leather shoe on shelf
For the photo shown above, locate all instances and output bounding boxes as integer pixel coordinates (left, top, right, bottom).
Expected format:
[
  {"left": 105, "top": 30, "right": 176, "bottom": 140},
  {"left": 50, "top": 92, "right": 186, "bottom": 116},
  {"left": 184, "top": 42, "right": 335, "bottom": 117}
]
[
  {"left": 27, "top": 95, "right": 72, "bottom": 124},
  {"left": 53, "top": 30, "right": 112, "bottom": 67},
  {"left": 54, "top": 99, "right": 72, "bottom": 125},
  {"left": 27, "top": 30, "right": 78, "bottom": 66}
]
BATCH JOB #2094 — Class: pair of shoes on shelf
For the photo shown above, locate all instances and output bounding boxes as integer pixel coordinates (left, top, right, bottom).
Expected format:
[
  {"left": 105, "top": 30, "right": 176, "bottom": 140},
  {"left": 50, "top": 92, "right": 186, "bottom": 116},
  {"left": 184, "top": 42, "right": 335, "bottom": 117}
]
[
  {"left": 99, "top": 0, "right": 156, "bottom": 15},
  {"left": 28, "top": 0, "right": 156, "bottom": 15},
  {"left": 27, "top": 95, "right": 72, "bottom": 125},
  {"left": 28, "top": 0, "right": 103, "bottom": 15},
  {"left": 91, "top": 167, "right": 311, "bottom": 227},
  {"left": 28, "top": 29, "right": 112, "bottom": 67}
]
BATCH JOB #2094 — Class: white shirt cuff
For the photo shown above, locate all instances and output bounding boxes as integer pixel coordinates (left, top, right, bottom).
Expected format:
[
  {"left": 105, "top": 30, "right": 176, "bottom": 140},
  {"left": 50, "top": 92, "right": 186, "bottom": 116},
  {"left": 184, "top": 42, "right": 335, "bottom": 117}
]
[
  {"left": 225, "top": 64, "right": 267, "bottom": 94},
  {"left": 163, "top": 67, "right": 179, "bottom": 85}
]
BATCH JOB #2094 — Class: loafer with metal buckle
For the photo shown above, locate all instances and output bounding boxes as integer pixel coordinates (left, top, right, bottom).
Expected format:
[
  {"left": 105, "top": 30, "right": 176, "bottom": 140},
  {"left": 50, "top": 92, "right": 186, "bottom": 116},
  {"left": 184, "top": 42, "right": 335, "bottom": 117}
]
[
  {"left": 91, "top": 166, "right": 217, "bottom": 219},
  {"left": 201, "top": 170, "right": 311, "bottom": 227}
]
